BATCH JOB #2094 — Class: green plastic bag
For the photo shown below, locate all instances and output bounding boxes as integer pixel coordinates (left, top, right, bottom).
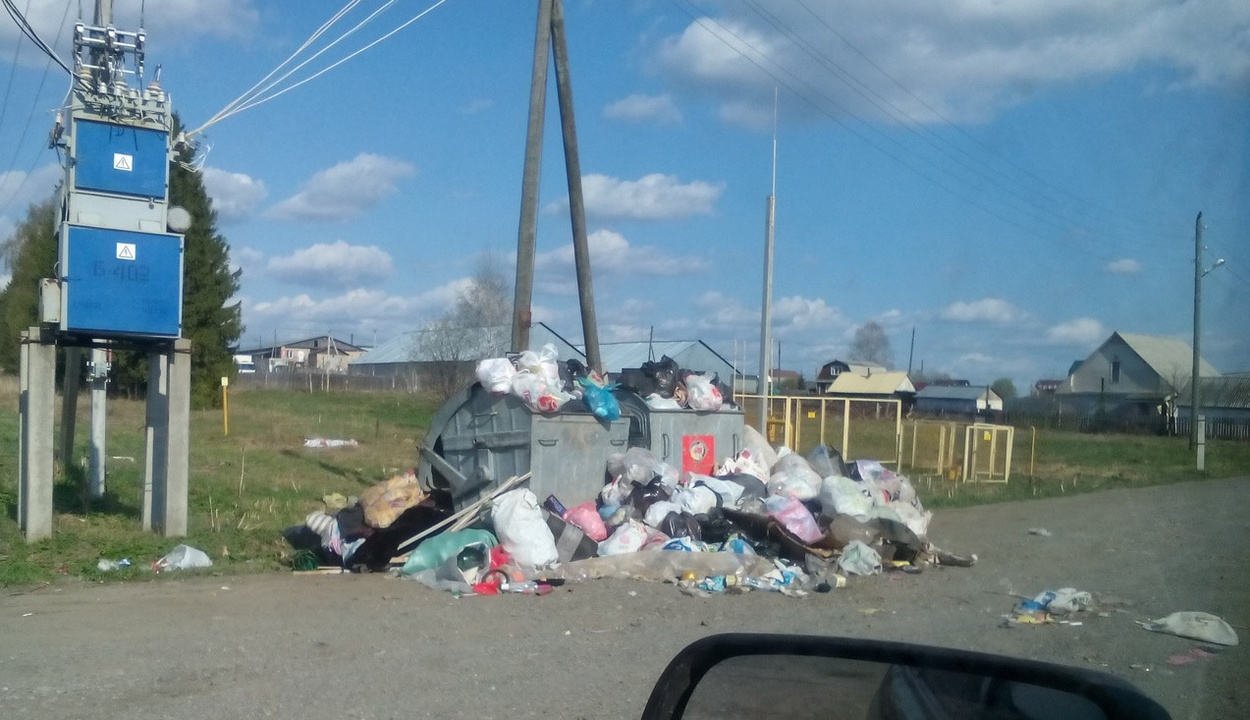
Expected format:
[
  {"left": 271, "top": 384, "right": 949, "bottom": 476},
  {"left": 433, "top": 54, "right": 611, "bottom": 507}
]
[{"left": 401, "top": 529, "right": 497, "bottom": 576}]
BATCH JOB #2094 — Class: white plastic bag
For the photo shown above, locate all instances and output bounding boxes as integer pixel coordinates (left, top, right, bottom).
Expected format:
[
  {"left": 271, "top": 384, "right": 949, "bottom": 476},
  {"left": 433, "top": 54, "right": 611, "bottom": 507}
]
[
  {"left": 476, "top": 358, "right": 516, "bottom": 394},
  {"left": 1140, "top": 611, "right": 1239, "bottom": 646},
  {"left": 671, "top": 485, "right": 719, "bottom": 516},
  {"left": 643, "top": 500, "right": 683, "bottom": 528},
  {"left": 491, "top": 489, "right": 559, "bottom": 568},
  {"left": 598, "top": 519, "right": 649, "bottom": 556},
  {"left": 684, "top": 373, "right": 723, "bottom": 411},
  {"left": 836, "top": 540, "right": 882, "bottom": 576},
  {"left": 645, "top": 394, "right": 683, "bottom": 410},
  {"left": 741, "top": 424, "right": 779, "bottom": 470},
  {"left": 510, "top": 372, "right": 571, "bottom": 413},
  {"left": 818, "top": 476, "right": 873, "bottom": 521},
  {"left": 692, "top": 475, "right": 744, "bottom": 507},
  {"left": 517, "top": 343, "right": 560, "bottom": 382},
  {"left": 154, "top": 544, "right": 213, "bottom": 571}
]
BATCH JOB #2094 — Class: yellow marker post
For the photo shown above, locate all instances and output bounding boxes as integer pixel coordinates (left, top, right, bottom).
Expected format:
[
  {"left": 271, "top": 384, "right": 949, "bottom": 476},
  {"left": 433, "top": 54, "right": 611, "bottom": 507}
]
[{"left": 221, "top": 376, "right": 230, "bottom": 436}]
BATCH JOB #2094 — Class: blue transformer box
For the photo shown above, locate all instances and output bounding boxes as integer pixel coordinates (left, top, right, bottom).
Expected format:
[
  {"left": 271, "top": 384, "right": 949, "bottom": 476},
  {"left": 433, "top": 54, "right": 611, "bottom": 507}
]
[
  {"left": 73, "top": 119, "right": 169, "bottom": 199},
  {"left": 62, "top": 225, "right": 183, "bottom": 338}
]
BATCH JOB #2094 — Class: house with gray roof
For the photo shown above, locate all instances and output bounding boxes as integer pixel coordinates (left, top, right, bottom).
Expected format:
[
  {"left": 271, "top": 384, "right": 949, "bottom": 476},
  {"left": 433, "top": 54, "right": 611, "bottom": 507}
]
[{"left": 1056, "top": 331, "right": 1220, "bottom": 432}]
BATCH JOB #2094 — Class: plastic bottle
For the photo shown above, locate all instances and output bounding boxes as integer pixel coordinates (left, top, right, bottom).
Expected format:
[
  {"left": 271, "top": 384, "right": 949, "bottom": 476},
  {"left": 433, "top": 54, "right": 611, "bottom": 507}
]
[
  {"left": 96, "top": 558, "right": 131, "bottom": 571},
  {"left": 502, "top": 580, "right": 554, "bottom": 596}
]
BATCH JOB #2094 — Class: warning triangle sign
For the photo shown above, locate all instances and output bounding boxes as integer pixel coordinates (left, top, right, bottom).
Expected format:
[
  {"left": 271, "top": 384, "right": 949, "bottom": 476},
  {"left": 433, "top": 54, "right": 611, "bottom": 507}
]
[
  {"left": 113, "top": 153, "right": 133, "bottom": 171},
  {"left": 116, "top": 243, "right": 136, "bottom": 260}
]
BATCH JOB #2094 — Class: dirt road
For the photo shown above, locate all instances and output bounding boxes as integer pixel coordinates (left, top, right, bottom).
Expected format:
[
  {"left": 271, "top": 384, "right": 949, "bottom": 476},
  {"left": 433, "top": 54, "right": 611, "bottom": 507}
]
[{"left": 2, "top": 478, "right": 1246, "bottom": 720}]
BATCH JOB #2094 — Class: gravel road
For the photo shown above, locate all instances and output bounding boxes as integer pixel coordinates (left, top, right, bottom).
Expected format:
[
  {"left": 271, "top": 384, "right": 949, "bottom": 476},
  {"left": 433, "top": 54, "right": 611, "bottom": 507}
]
[{"left": 2, "top": 477, "right": 1245, "bottom": 720}]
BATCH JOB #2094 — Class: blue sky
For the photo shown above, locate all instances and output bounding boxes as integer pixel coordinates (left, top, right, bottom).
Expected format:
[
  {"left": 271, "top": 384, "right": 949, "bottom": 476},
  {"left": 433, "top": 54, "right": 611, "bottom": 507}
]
[{"left": 2, "top": 0, "right": 1247, "bottom": 389}]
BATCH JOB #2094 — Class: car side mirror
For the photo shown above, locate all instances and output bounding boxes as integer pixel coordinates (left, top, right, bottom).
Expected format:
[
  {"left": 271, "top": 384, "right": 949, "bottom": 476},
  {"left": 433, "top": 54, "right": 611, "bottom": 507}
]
[{"left": 641, "top": 634, "right": 1170, "bottom": 720}]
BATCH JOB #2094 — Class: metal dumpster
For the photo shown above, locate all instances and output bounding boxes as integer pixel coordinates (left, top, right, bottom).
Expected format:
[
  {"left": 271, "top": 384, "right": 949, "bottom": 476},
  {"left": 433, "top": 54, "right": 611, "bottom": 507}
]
[
  {"left": 613, "top": 390, "right": 745, "bottom": 475},
  {"left": 418, "top": 383, "right": 629, "bottom": 510}
]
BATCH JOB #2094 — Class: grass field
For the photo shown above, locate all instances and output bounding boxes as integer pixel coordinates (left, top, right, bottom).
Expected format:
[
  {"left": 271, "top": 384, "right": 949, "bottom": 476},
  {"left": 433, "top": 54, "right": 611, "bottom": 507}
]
[{"left": 1, "top": 383, "right": 1246, "bottom": 585}]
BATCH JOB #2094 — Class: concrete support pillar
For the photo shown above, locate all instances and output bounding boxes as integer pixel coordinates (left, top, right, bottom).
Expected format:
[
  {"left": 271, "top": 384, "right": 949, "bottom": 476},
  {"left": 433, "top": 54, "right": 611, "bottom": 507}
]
[
  {"left": 19, "top": 327, "right": 56, "bottom": 541},
  {"left": 89, "top": 348, "right": 108, "bottom": 497},
  {"left": 145, "top": 339, "right": 190, "bottom": 536}
]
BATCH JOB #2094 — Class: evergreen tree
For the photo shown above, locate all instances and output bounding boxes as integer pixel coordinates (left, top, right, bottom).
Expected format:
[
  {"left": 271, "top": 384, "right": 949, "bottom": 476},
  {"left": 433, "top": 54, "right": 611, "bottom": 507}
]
[{"left": 0, "top": 196, "right": 59, "bottom": 372}]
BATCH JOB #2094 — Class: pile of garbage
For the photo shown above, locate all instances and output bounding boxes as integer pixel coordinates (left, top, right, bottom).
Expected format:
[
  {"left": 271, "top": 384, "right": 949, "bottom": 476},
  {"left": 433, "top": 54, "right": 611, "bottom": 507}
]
[
  {"left": 284, "top": 424, "right": 975, "bottom": 598},
  {"left": 477, "top": 345, "right": 732, "bottom": 417}
]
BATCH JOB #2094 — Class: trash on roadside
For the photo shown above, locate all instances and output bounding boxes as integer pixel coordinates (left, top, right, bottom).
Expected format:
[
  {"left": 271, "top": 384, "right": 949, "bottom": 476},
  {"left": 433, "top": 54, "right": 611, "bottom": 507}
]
[
  {"left": 1138, "top": 611, "right": 1239, "bottom": 647},
  {"left": 1028, "top": 527, "right": 1053, "bottom": 537},
  {"left": 96, "top": 558, "right": 132, "bottom": 571},
  {"left": 303, "top": 437, "right": 359, "bottom": 449},
  {"left": 281, "top": 349, "right": 976, "bottom": 600},
  {"left": 153, "top": 544, "right": 212, "bottom": 571}
]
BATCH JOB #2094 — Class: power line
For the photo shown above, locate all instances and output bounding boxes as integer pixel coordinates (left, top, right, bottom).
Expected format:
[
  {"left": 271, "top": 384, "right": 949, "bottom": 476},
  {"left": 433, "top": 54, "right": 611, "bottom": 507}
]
[
  {"left": 787, "top": 0, "right": 1164, "bottom": 241},
  {"left": 190, "top": 0, "right": 453, "bottom": 137},
  {"left": 0, "top": 0, "right": 73, "bottom": 217},
  {"left": 1, "top": 0, "right": 74, "bottom": 77},
  {"left": 667, "top": 0, "right": 1117, "bottom": 264}
]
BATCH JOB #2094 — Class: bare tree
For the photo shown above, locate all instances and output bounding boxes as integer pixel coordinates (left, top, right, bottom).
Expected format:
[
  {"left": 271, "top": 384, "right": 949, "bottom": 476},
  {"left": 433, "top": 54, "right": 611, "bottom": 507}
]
[
  {"left": 417, "top": 254, "right": 513, "bottom": 398},
  {"left": 849, "top": 321, "right": 893, "bottom": 369}
]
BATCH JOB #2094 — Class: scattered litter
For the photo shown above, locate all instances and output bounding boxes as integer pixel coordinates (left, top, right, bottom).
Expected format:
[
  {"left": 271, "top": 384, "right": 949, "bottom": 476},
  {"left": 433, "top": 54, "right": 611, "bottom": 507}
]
[
  {"left": 1005, "top": 587, "right": 1091, "bottom": 626},
  {"left": 96, "top": 558, "right": 131, "bottom": 571},
  {"left": 22, "top": 612, "right": 33, "bottom": 617},
  {"left": 1027, "top": 528, "right": 1052, "bottom": 537},
  {"left": 303, "top": 437, "right": 358, "bottom": 449},
  {"left": 1167, "top": 648, "right": 1217, "bottom": 666},
  {"left": 1139, "top": 611, "right": 1239, "bottom": 647},
  {"left": 153, "top": 545, "right": 212, "bottom": 571}
]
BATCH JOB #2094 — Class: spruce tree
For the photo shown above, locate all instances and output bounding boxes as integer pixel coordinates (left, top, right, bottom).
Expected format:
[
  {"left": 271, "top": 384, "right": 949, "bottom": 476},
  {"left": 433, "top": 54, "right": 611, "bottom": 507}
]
[{"left": 0, "top": 196, "right": 58, "bottom": 372}]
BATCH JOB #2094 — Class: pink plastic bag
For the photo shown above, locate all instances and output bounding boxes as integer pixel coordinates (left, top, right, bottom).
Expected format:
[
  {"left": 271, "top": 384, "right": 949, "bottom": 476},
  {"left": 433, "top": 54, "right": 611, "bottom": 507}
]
[
  {"left": 764, "top": 495, "right": 823, "bottom": 544},
  {"left": 563, "top": 501, "right": 608, "bottom": 542}
]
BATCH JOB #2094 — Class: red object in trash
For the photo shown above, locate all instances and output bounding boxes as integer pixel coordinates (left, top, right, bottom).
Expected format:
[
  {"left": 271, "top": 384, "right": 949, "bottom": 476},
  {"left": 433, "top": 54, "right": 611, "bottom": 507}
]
[{"left": 682, "top": 435, "right": 715, "bottom": 475}]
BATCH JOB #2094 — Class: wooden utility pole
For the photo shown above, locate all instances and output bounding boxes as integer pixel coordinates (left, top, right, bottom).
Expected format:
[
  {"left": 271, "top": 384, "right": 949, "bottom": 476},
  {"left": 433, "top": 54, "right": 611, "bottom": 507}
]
[{"left": 511, "top": 0, "right": 601, "bottom": 372}]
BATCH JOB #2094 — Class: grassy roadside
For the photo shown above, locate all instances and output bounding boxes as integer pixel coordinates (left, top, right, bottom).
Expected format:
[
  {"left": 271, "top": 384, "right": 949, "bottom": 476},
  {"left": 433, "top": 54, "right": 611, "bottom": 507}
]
[
  {"left": 0, "top": 383, "right": 438, "bottom": 586},
  {"left": 1, "top": 383, "right": 1245, "bottom": 585}
]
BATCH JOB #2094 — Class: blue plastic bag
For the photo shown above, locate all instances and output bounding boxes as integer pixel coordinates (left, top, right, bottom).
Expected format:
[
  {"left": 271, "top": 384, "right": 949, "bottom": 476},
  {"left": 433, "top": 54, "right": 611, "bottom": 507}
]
[{"left": 578, "top": 377, "right": 621, "bottom": 421}]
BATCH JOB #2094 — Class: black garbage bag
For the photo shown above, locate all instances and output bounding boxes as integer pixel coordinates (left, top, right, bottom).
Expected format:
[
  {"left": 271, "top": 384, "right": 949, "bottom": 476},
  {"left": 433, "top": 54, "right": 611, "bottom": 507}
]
[
  {"left": 806, "top": 444, "right": 848, "bottom": 479},
  {"left": 714, "top": 472, "right": 768, "bottom": 501},
  {"left": 627, "top": 476, "right": 670, "bottom": 516},
  {"left": 281, "top": 524, "right": 342, "bottom": 567},
  {"left": 659, "top": 511, "right": 702, "bottom": 541},
  {"left": 644, "top": 356, "right": 680, "bottom": 398},
  {"left": 562, "top": 358, "right": 589, "bottom": 393},
  {"left": 696, "top": 507, "right": 735, "bottom": 545},
  {"left": 346, "top": 502, "right": 450, "bottom": 572}
]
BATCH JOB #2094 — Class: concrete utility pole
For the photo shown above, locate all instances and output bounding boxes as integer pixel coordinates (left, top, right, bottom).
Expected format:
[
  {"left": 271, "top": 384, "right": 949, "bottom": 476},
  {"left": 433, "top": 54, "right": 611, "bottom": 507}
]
[
  {"left": 1190, "top": 211, "right": 1225, "bottom": 453},
  {"left": 1191, "top": 212, "right": 1202, "bottom": 449},
  {"left": 756, "top": 91, "right": 778, "bottom": 432}
]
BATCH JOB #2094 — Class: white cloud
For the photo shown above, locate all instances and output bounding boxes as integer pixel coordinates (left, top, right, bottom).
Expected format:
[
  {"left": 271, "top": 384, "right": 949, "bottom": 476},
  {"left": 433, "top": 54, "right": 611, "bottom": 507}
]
[
  {"left": 1106, "top": 258, "right": 1142, "bottom": 274},
  {"left": 203, "top": 167, "right": 267, "bottom": 223},
  {"left": 547, "top": 173, "right": 723, "bottom": 220},
  {"left": 246, "top": 279, "right": 469, "bottom": 337},
  {"left": 535, "top": 229, "right": 711, "bottom": 286},
  {"left": 267, "top": 241, "right": 394, "bottom": 288},
  {"left": 268, "top": 153, "right": 414, "bottom": 222},
  {"left": 653, "top": 2, "right": 1250, "bottom": 126},
  {"left": 230, "top": 246, "right": 265, "bottom": 275},
  {"left": 940, "top": 298, "right": 1024, "bottom": 324},
  {"left": 603, "top": 94, "right": 683, "bottom": 124},
  {"left": 460, "top": 98, "right": 494, "bottom": 115},
  {"left": 1046, "top": 317, "right": 1107, "bottom": 346}
]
